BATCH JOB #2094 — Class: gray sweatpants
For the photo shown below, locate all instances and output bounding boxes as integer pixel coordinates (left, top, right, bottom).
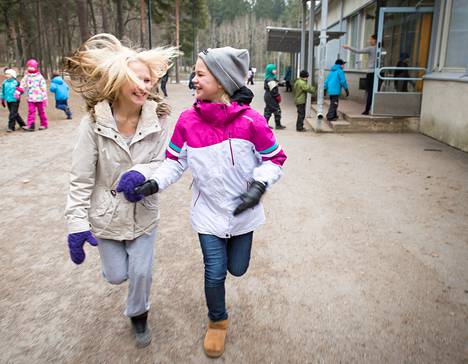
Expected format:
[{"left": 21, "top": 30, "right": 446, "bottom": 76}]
[{"left": 97, "top": 229, "right": 156, "bottom": 317}]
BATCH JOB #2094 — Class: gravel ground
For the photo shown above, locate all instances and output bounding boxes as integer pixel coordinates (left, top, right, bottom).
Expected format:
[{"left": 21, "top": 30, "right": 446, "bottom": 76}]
[{"left": 0, "top": 82, "right": 467, "bottom": 364}]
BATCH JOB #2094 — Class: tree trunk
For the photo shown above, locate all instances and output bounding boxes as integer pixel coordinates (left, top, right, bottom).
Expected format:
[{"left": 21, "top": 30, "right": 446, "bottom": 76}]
[
  {"left": 36, "top": 1, "right": 45, "bottom": 77},
  {"left": 88, "top": 0, "right": 98, "bottom": 35},
  {"left": 100, "top": 0, "right": 110, "bottom": 32},
  {"left": 63, "top": 8, "right": 73, "bottom": 54},
  {"left": 175, "top": 0, "right": 180, "bottom": 83},
  {"left": 140, "top": 0, "right": 145, "bottom": 47},
  {"left": 2, "top": 6, "right": 19, "bottom": 66},
  {"left": 75, "top": 0, "right": 90, "bottom": 42},
  {"left": 115, "top": 0, "right": 124, "bottom": 39}
]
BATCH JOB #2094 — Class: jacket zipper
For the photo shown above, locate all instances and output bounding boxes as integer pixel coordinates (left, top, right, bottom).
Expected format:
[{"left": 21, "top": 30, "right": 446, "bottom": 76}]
[
  {"left": 228, "top": 132, "right": 235, "bottom": 166},
  {"left": 193, "top": 191, "right": 201, "bottom": 207}
]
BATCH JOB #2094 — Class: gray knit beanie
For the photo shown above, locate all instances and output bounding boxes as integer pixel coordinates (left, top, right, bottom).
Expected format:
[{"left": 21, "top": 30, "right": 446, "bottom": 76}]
[{"left": 198, "top": 47, "right": 249, "bottom": 96}]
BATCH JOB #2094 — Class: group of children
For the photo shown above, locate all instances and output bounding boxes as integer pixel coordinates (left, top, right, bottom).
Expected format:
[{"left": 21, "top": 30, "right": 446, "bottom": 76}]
[
  {"left": 262, "top": 58, "right": 350, "bottom": 131},
  {"left": 1, "top": 60, "right": 72, "bottom": 132}
]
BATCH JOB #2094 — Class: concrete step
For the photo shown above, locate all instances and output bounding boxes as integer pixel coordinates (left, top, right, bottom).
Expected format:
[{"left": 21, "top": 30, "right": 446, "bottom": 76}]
[
  {"left": 309, "top": 102, "right": 419, "bottom": 133},
  {"left": 306, "top": 117, "right": 335, "bottom": 133},
  {"left": 331, "top": 120, "right": 353, "bottom": 132}
]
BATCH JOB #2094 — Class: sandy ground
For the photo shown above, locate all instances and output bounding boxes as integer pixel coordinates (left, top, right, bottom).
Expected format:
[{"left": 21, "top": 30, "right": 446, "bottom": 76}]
[{"left": 0, "top": 83, "right": 467, "bottom": 364}]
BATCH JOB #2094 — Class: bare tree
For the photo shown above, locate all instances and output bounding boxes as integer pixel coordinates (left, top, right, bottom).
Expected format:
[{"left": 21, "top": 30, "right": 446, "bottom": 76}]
[
  {"left": 175, "top": 0, "right": 180, "bottom": 83},
  {"left": 100, "top": 0, "right": 110, "bottom": 33},
  {"left": 88, "top": 0, "right": 98, "bottom": 34},
  {"left": 75, "top": 0, "right": 90, "bottom": 41},
  {"left": 115, "top": 0, "right": 124, "bottom": 39}
]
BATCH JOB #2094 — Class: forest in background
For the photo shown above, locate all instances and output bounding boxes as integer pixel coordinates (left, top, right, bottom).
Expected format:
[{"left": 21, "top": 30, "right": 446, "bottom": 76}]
[{"left": 0, "top": 0, "right": 302, "bottom": 78}]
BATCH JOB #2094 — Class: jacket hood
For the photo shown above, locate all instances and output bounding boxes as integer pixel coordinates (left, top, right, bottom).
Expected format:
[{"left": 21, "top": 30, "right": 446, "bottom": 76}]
[
  {"left": 193, "top": 100, "right": 250, "bottom": 126},
  {"left": 265, "top": 64, "right": 276, "bottom": 80},
  {"left": 230, "top": 86, "right": 254, "bottom": 105},
  {"left": 330, "top": 64, "right": 342, "bottom": 72},
  {"left": 52, "top": 76, "right": 64, "bottom": 85}
]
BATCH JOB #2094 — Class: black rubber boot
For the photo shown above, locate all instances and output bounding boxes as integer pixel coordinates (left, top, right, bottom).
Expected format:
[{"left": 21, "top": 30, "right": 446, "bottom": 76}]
[{"left": 130, "top": 311, "right": 152, "bottom": 348}]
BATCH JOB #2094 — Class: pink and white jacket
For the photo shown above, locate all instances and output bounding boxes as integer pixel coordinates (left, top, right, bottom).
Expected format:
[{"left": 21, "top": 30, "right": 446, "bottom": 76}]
[
  {"left": 133, "top": 100, "right": 287, "bottom": 239},
  {"left": 18, "top": 72, "right": 48, "bottom": 102}
]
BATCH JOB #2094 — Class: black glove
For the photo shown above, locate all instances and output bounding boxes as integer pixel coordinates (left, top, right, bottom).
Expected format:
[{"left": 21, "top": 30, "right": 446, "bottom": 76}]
[
  {"left": 134, "top": 179, "right": 159, "bottom": 196},
  {"left": 345, "top": 89, "right": 350, "bottom": 97},
  {"left": 233, "top": 181, "right": 266, "bottom": 216}
]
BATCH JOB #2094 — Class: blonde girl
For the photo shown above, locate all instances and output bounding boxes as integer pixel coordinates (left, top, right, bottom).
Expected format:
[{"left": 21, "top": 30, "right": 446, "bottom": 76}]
[{"left": 64, "top": 33, "right": 178, "bottom": 348}]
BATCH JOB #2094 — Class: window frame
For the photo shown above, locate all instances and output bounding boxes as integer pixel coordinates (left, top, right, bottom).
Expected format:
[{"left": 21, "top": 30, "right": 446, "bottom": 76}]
[{"left": 438, "top": 0, "right": 467, "bottom": 72}]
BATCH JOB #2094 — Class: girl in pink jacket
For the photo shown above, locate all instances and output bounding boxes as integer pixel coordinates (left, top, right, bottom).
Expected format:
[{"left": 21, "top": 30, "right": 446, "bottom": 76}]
[
  {"left": 17, "top": 59, "right": 48, "bottom": 131},
  {"left": 118, "top": 47, "right": 287, "bottom": 358}
]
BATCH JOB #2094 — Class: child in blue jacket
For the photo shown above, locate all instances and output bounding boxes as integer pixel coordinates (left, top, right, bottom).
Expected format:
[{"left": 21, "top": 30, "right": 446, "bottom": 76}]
[
  {"left": 1, "top": 69, "right": 26, "bottom": 132},
  {"left": 50, "top": 72, "right": 72, "bottom": 119},
  {"left": 324, "top": 59, "right": 349, "bottom": 121}
]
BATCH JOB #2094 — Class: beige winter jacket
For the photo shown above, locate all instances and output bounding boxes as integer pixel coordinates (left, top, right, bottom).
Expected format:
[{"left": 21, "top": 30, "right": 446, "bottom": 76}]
[{"left": 65, "top": 99, "right": 167, "bottom": 240}]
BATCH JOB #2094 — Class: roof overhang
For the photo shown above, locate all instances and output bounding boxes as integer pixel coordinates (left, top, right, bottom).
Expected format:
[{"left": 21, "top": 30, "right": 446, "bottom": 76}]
[{"left": 266, "top": 26, "right": 346, "bottom": 53}]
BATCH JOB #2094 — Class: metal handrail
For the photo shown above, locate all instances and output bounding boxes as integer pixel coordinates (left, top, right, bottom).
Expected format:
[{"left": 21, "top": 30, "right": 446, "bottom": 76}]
[{"left": 376, "top": 66, "right": 426, "bottom": 81}]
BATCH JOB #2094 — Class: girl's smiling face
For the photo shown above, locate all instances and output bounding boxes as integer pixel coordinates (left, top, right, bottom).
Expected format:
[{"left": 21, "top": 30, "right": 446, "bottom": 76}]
[
  {"left": 118, "top": 61, "right": 153, "bottom": 106},
  {"left": 193, "top": 57, "right": 224, "bottom": 102}
]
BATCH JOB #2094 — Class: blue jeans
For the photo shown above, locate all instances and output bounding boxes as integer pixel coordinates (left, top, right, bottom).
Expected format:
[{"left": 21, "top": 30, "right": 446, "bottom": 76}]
[
  {"left": 198, "top": 232, "right": 253, "bottom": 322},
  {"left": 55, "top": 99, "right": 72, "bottom": 118}
]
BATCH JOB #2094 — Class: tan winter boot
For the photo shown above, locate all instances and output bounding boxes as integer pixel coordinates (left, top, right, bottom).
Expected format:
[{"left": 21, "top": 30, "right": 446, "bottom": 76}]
[{"left": 203, "top": 319, "right": 228, "bottom": 358}]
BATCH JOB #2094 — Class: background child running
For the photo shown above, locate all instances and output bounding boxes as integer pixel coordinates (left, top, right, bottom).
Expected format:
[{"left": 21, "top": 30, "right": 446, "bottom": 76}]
[
  {"left": 50, "top": 71, "right": 72, "bottom": 119},
  {"left": 118, "top": 47, "right": 287, "bottom": 358},
  {"left": 17, "top": 59, "right": 48, "bottom": 131},
  {"left": 1, "top": 68, "right": 26, "bottom": 132},
  {"left": 64, "top": 33, "right": 178, "bottom": 348}
]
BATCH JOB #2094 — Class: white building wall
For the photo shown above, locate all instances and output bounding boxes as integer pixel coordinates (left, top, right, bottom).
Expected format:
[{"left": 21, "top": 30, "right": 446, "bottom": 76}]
[
  {"left": 315, "top": 0, "right": 373, "bottom": 27},
  {"left": 420, "top": 80, "right": 468, "bottom": 152}
]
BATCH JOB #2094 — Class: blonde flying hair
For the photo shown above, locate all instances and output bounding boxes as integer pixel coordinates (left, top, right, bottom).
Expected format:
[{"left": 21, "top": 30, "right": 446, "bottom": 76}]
[{"left": 65, "top": 33, "right": 179, "bottom": 118}]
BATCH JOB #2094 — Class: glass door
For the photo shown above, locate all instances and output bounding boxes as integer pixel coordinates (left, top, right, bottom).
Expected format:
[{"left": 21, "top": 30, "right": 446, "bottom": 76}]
[{"left": 372, "top": 7, "right": 433, "bottom": 116}]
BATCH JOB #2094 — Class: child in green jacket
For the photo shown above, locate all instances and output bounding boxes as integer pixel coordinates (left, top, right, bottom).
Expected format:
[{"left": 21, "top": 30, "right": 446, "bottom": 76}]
[{"left": 293, "top": 70, "right": 316, "bottom": 132}]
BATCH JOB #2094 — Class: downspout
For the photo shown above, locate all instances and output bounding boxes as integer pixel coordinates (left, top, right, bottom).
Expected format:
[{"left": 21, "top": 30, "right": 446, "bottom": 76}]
[
  {"left": 338, "top": 0, "right": 344, "bottom": 59},
  {"left": 316, "top": 0, "right": 328, "bottom": 127},
  {"left": 306, "top": 0, "right": 315, "bottom": 116},
  {"left": 301, "top": 1, "right": 307, "bottom": 70}
]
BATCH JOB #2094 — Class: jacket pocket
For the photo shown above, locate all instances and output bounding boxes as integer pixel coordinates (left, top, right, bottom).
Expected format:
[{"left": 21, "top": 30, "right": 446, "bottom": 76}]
[
  {"left": 89, "top": 191, "right": 113, "bottom": 217},
  {"left": 89, "top": 191, "right": 117, "bottom": 234},
  {"left": 141, "top": 194, "right": 159, "bottom": 210},
  {"left": 135, "top": 195, "right": 159, "bottom": 234}
]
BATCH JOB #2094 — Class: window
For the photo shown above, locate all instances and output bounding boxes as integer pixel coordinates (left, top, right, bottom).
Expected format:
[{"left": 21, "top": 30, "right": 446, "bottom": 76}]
[
  {"left": 445, "top": 0, "right": 468, "bottom": 69},
  {"left": 362, "top": 4, "right": 376, "bottom": 69},
  {"left": 348, "top": 14, "right": 359, "bottom": 68}
]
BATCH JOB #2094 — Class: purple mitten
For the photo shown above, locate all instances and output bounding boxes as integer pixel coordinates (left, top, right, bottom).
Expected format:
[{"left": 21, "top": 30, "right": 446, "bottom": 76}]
[
  {"left": 68, "top": 231, "right": 98, "bottom": 265},
  {"left": 116, "top": 170, "right": 145, "bottom": 202}
]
